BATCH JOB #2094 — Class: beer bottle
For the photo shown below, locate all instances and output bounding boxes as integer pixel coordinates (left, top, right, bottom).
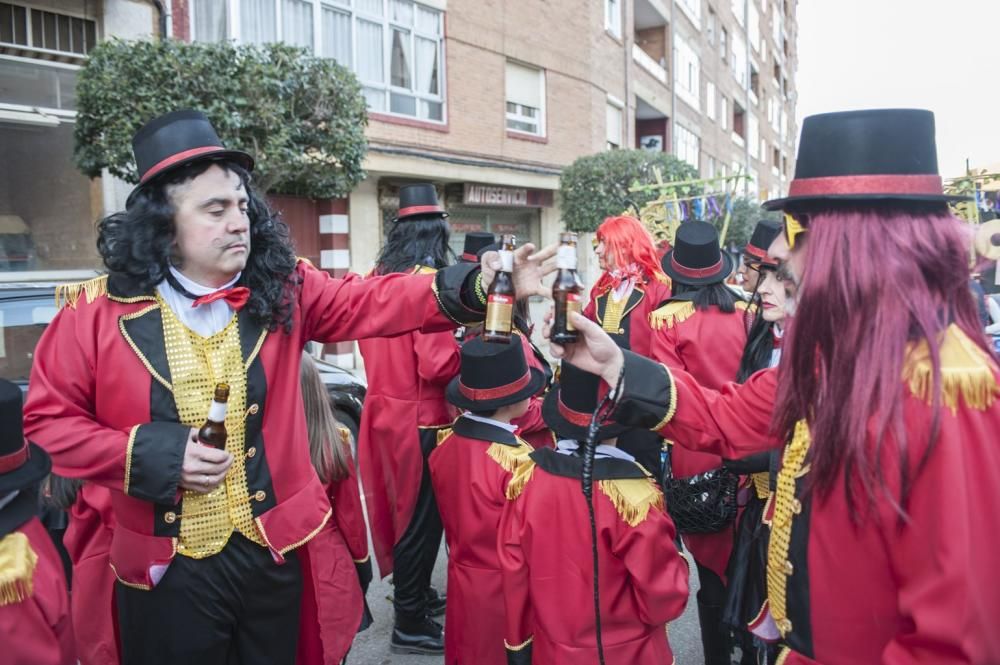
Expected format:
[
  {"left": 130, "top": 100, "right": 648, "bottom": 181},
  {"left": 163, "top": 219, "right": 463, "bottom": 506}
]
[
  {"left": 552, "top": 232, "right": 584, "bottom": 344},
  {"left": 198, "top": 383, "right": 229, "bottom": 449},
  {"left": 483, "top": 234, "right": 516, "bottom": 344}
]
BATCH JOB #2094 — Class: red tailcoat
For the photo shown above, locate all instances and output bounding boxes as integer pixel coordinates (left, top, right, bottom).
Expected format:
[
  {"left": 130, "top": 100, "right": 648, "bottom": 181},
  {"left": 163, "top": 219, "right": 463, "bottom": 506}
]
[
  {"left": 649, "top": 301, "right": 748, "bottom": 582},
  {"left": 0, "top": 515, "right": 76, "bottom": 665},
  {"left": 358, "top": 273, "right": 461, "bottom": 574},
  {"left": 584, "top": 276, "right": 673, "bottom": 357},
  {"left": 499, "top": 447, "right": 689, "bottom": 664},
  {"left": 63, "top": 484, "right": 118, "bottom": 665},
  {"left": 428, "top": 416, "right": 534, "bottom": 665},
  {"left": 611, "top": 328, "right": 1000, "bottom": 664},
  {"left": 23, "top": 263, "right": 479, "bottom": 624}
]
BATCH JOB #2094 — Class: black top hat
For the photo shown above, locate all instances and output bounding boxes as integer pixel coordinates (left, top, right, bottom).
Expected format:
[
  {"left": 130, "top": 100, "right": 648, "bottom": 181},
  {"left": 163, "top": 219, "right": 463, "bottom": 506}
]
[
  {"left": 661, "top": 221, "right": 734, "bottom": 286},
  {"left": 0, "top": 380, "right": 50, "bottom": 495},
  {"left": 132, "top": 110, "right": 254, "bottom": 186},
  {"left": 763, "top": 109, "right": 969, "bottom": 211},
  {"left": 461, "top": 232, "right": 496, "bottom": 262},
  {"left": 743, "top": 219, "right": 783, "bottom": 267},
  {"left": 542, "top": 362, "right": 629, "bottom": 441},
  {"left": 446, "top": 336, "right": 546, "bottom": 411},
  {"left": 395, "top": 184, "right": 448, "bottom": 222}
]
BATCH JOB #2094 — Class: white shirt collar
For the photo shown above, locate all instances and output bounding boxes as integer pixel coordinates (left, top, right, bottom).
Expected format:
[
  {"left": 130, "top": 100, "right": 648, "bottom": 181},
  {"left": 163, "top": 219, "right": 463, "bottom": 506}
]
[
  {"left": 461, "top": 413, "right": 518, "bottom": 433},
  {"left": 168, "top": 265, "right": 241, "bottom": 296},
  {"left": 555, "top": 439, "right": 635, "bottom": 461}
]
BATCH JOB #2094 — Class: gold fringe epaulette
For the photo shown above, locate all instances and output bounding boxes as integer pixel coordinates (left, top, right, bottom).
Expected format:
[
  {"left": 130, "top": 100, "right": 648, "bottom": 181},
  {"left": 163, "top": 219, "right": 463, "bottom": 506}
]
[
  {"left": 598, "top": 477, "right": 665, "bottom": 527},
  {"left": 55, "top": 274, "right": 108, "bottom": 309},
  {"left": 902, "top": 324, "right": 1000, "bottom": 411},
  {"left": 436, "top": 428, "right": 454, "bottom": 447},
  {"left": 487, "top": 440, "right": 533, "bottom": 474},
  {"left": 735, "top": 300, "right": 756, "bottom": 313},
  {"left": 414, "top": 265, "right": 438, "bottom": 275},
  {"left": 297, "top": 256, "right": 315, "bottom": 268},
  {"left": 0, "top": 532, "right": 37, "bottom": 606},
  {"left": 649, "top": 301, "right": 696, "bottom": 330},
  {"left": 505, "top": 455, "right": 536, "bottom": 500}
]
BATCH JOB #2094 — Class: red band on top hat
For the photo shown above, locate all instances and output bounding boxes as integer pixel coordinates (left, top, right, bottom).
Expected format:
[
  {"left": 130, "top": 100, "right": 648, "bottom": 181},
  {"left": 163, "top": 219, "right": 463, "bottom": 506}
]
[
  {"left": 0, "top": 440, "right": 29, "bottom": 473},
  {"left": 787, "top": 174, "right": 944, "bottom": 198},
  {"left": 461, "top": 252, "right": 479, "bottom": 262},
  {"left": 744, "top": 244, "right": 768, "bottom": 260},
  {"left": 140, "top": 146, "right": 228, "bottom": 183},
  {"left": 398, "top": 205, "right": 446, "bottom": 218},
  {"left": 459, "top": 371, "right": 531, "bottom": 401},
  {"left": 670, "top": 255, "right": 724, "bottom": 279},
  {"left": 557, "top": 398, "right": 594, "bottom": 427}
]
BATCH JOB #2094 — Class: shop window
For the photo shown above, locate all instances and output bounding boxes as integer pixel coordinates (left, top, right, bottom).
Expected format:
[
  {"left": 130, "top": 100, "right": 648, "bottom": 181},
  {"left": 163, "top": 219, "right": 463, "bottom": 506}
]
[
  {"left": 0, "top": 2, "right": 97, "bottom": 57},
  {"left": 505, "top": 61, "right": 545, "bottom": 137}
]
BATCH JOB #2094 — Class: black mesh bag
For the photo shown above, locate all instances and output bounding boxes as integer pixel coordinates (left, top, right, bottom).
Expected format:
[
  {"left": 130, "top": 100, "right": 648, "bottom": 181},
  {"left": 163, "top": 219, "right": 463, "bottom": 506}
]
[{"left": 661, "top": 448, "right": 739, "bottom": 534}]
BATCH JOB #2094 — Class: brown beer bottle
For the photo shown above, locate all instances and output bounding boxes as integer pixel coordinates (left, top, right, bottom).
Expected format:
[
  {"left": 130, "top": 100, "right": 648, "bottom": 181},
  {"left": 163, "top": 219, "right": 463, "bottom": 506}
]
[
  {"left": 552, "top": 232, "right": 584, "bottom": 344},
  {"left": 198, "top": 383, "right": 229, "bottom": 449},
  {"left": 483, "top": 234, "right": 516, "bottom": 344}
]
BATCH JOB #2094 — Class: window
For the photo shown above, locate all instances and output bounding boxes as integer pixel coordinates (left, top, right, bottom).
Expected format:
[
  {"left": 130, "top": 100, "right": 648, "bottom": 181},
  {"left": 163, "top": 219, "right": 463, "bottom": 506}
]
[
  {"left": 748, "top": 114, "right": 759, "bottom": 158},
  {"left": 606, "top": 100, "right": 623, "bottom": 149},
  {"left": 772, "top": 3, "right": 782, "bottom": 47},
  {"left": 674, "top": 124, "right": 699, "bottom": 170},
  {"left": 706, "top": 155, "right": 717, "bottom": 178},
  {"left": 676, "top": 0, "right": 701, "bottom": 26},
  {"left": 705, "top": 80, "right": 716, "bottom": 121},
  {"left": 719, "top": 95, "right": 728, "bottom": 130},
  {"left": 748, "top": 2, "right": 760, "bottom": 53},
  {"left": 707, "top": 8, "right": 717, "bottom": 45},
  {"left": 733, "top": 101, "right": 746, "bottom": 140},
  {"left": 750, "top": 65, "right": 760, "bottom": 100},
  {"left": 773, "top": 146, "right": 781, "bottom": 168},
  {"left": 0, "top": 2, "right": 98, "bottom": 56},
  {"left": 194, "top": 0, "right": 446, "bottom": 123},
  {"left": 673, "top": 35, "right": 700, "bottom": 111},
  {"left": 505, "top": 61, "right": 545, "bottom": 136},
  {"left": 731, "top": 31, "right": 747, "bottom": 87},
  {"left": 731, "top": 0, "right": 744, "bottom": 26},
  {"left": 720, "top": 27, "right": 728, "bottom": 61},
  {"left": 605, "top": 0, "right": 621, "bottom": 38}
]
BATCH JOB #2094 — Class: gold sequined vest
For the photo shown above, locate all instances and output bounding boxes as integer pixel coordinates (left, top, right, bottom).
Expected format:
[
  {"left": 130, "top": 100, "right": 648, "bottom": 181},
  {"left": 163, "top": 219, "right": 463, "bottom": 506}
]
[{"left": 158, "top": 296, "right": 265, "bottom": 558}]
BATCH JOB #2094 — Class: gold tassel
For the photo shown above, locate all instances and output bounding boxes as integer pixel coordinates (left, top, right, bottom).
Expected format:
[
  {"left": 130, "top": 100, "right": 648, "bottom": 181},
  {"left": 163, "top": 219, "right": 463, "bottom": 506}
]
[
  {"left": 598, "top": 478, "right": 665, "bottom": 527},
  {"left": 55, "top": 274, "right": 108, "bottom": 309},
  {"left": 648, "top": 301, "right": 696, "bottom": 331},
  {"left": 903, "top": 325, "right": 1000, "bottom": 411},
  {"left": 436, "top": 428, "right": 454, "bottom": 447},
  {"left": 505, "top": 457, "right": 536, "bottom": 500},
  {"left": 0, "top": 532, "right": 37, "bottom": 606}
]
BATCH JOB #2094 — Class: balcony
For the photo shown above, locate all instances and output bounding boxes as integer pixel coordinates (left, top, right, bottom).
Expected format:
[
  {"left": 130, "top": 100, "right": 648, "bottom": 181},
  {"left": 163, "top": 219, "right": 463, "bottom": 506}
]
[{"left": 632, "top": 43, "right": 666, "bottom": 85}]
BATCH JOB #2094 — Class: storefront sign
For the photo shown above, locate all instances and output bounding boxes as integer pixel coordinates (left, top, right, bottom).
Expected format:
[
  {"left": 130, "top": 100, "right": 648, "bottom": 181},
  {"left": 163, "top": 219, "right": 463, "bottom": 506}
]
[{"left": 463, "top": 183, "right": 553, "bottom": 208}]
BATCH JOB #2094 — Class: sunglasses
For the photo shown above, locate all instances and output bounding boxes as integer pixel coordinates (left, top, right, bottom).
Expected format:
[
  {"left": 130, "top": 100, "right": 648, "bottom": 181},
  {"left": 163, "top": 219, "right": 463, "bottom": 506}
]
[{"left": 783, "top": 212, "right": 808, "bottom": 249}]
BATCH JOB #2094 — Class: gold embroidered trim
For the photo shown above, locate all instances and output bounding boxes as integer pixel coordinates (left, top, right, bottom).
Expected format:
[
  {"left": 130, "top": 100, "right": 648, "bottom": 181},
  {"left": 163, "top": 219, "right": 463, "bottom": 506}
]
[
  {"left": 599, "top": 292, "right": 630, "bottom": 333},
  {"left": 418, "top": 423, "right": 454, "bottom": 430},
  {"left": 598, "top": 477, "right": 665, "bottom": 527},
  {"left": 767, "top": 420, "right": 811, "bottom": 638},
  {"left": 124, "top": 425, "right": 139, "bottom": 496},
  {"left": 118, "top": 305, "right": 173, "bottom": 391},
  {"left": 353, "top": 554, "right": 371, "bottom": 564},
  {"left": 775, "top": 647, "right": 792, "bottom": 665},
  {"left": 0, "top": 532, "right": 37, "bottom": 606},
  {"left": 649, "top": 301, "right": 696, "bottom": 330},
  {"left": 55, "top": 274, "right": 108, "bottom": 309},
  {"left": 751, "top": 472, "right": 770, "bottom": 500},
  {"left": 108, "top": 293, "right": 157, "bottom": 304},
  {"left": 414, "top": 265, "right": 437, "bottom": 275},
  {"left": 244, "top": 328, "right": 269, "bottom": 372},
  {"left": 474, "top": 273, "right": 488, "bottom": 305},
  {"left": 902, "top": 324, "right": 1000, "bottom": 411},
  {"left": 109, "top": 563, "right": 152, "bottom": 591},
  {"left": 504, "top": 636, "right": 533, "bottom": 651},
  {"left": 255, "top": 507, "right": 334, "bottom": 556},
  {"left": 506, "top": 457, "right": 536, "bottom": 500},
  {"left": 435, "top": 428, "right": 454, "bottom": 447},
  {"left": 430, "top": 275, "right": 474, "bottom": 326},
  {"left": 651, "top": 364, "right": 678, "bottom": 431}
]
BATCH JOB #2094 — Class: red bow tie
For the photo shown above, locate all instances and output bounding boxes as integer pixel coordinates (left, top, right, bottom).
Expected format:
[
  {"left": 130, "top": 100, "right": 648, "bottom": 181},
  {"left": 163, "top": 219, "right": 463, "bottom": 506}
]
[{"left": 191, "top": 286, "right": 251, "bottom": 311}]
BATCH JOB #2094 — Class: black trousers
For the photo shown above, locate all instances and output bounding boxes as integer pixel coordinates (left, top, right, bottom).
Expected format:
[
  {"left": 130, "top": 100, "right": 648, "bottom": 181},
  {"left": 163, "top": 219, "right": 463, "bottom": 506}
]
[
  {"left": 392, "top": 427, "right": 444, "bottom": 619},
  {"left": 117, "top": 533, "right": 302, "bottom": 665}
]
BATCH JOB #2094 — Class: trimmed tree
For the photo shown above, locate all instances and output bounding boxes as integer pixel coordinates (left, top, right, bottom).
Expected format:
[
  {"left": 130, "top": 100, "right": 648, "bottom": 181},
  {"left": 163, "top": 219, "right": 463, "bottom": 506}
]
[
  {"left": 74, "top": 39, "right": 368, "bottom": 197},
  {"left": 559, "top": 150, "right": 699, "bottom": 233}
]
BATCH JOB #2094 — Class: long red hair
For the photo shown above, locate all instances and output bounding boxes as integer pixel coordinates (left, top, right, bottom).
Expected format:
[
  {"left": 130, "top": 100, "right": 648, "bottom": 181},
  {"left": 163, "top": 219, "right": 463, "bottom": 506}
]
[
  {"left": 775, "top": 203, "right": 987, "bottom": 518},
  {"left": 593, "top": 215, "right": 668, "bottom": 291}
]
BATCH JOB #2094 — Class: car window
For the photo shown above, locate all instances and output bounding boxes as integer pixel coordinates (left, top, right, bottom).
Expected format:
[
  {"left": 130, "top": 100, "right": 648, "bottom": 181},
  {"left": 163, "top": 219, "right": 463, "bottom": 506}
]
[{"left": 0, "top": 297, "right": 58, "bottom": 382}]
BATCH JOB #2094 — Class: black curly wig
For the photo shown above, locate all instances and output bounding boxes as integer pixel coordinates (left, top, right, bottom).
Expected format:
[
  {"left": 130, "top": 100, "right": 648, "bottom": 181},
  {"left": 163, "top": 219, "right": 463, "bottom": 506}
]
[
  {"left": 97, "top": 159, "right": 300, "bottom": 332},
  {"left": 374, "top": 215, "right": 453, "bottom": 275}
]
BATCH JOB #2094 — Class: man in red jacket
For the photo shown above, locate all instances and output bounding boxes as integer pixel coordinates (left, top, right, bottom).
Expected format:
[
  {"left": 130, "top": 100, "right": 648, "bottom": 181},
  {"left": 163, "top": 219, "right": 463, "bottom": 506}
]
[
  {"left": 23, "top": 111, "right": 552, "bottom": 665},
  {"left": 0, "top": 379, "right": 75, "bottom": 665}
]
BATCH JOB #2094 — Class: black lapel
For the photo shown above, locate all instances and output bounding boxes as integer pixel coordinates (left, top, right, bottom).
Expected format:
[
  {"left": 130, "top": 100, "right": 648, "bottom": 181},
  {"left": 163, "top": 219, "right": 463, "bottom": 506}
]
[
  {"left": 239, "top": 308, "right": 276, "bottom": 517},
  {"left": 453, "top": 416, "right": 519, "bottom": 447},
  {"left": 0, "top": 488, "right": 39, "bottom": 538},
  {"left": 529, "top": 446, "right": 648, "bottom": 480},
  {"left": 785, "top": 472, "right": 815, "bottom": 658}
]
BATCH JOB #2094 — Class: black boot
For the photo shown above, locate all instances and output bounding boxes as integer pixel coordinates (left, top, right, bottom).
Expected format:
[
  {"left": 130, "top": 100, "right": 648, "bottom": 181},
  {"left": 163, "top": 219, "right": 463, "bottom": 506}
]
[
  {"left": 391, "top": 614, "right": 445, "bottom": 655},
  {"left": 425, "top": 587, "right": 447, "bottom": 617},
  {"left": 697, "top": 599, "right": 733, "bottom": 665}
]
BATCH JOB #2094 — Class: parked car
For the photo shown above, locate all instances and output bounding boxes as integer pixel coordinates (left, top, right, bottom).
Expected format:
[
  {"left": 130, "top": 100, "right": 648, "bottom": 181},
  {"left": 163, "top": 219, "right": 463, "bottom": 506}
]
[{"left": 0, "top": 275, "right": 367, "bottom": 440}]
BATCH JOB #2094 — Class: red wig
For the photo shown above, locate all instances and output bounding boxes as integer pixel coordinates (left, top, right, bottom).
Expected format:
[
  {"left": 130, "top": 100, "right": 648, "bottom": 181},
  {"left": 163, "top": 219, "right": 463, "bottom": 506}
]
[
  {"left": 775, "top": 203, "right": 988, "bottom": 518},
  {"left": 594, "top": 215, "right": 668, "bottom": 291}
]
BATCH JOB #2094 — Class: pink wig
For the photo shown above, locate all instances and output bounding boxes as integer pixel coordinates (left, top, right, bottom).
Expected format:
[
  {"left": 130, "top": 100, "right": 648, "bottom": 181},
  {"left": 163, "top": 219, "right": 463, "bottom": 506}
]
[
  {"left": 594, "top": 216, "right": 668, "bottom": 291},
  {"left": 774, "top": 203, "right": 988, "bottom": 518}
]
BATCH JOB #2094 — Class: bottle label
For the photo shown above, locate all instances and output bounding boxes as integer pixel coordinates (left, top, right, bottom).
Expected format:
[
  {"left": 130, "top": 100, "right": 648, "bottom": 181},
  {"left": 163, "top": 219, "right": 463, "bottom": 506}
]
[
  {"left": 566, "top": 292, "right": 582, "bottom": 330},
  {"left": 486, "top": 294, "right": 513, "bottom": 333},
  {"left": 556, "top": 245, "right": 577, "bottom": 269},
  {"left": 499, "top": 250, "right": 514, "bottom": 272},
  {"left": 207, "top": 400, "right": 228, "bottom": 423}
]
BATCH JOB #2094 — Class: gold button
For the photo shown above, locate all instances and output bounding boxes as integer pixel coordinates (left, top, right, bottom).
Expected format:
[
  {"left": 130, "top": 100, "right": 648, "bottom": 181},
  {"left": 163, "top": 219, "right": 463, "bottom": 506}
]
[
  {"left": 254, "top": 490, "right": 266, "bottom": 502},
  {"left": 791, "top": 498, "right": 802, "bottom": 514},
  {"left": 778, "top": 618, "right": 793, "bottom": 634},
  {"left": 248, "top": 403, "right": 260, "bottom": 415},
  {"left": 246, "top": 447, "right": 257, "bottom": 459},
  {"left": 618, "top": 328, "right": 625, "bottom": 334},
  {"left": 784, "top": 560, "right": 794, "bottom": 575},
  {"left": 164, "top": 511, "right": 177, "bottom": 524}
]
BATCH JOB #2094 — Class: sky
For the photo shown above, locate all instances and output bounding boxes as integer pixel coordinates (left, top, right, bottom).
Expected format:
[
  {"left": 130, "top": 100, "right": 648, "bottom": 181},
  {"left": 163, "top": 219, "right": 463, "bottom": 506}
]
[{"left": 795, "top": 0, "right": 1000, "bottom": 177}]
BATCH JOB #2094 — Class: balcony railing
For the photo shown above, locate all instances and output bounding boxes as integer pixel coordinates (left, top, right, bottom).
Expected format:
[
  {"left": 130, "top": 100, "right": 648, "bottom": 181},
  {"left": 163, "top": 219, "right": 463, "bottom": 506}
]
[{"left": 632, "top": 44, "right": 667, "bottom": 85}]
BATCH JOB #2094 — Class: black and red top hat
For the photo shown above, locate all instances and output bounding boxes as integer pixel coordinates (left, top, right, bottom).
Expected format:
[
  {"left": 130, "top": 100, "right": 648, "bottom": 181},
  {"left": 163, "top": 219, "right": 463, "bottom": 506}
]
[
  {"left": 132, "top": 109, "right": 254, "bottom": 185},
  {"left": 446, "top": 336, "right": 546, "bottom": 411},
  {"left": 743, "top": 219, "right": 783, "bottom": 268},
  {"left": 0, "top": 380, "right": 50, "bottom": 495},
  {"left": 395, "top": 184, "right": 448, "bottom": 222},
  {"left": 661, "top": 221, "right": 734, "bottom": 286},
  {"left": 763, "top": 109, "right": 968, "bottom": 211},
  {"left": 461, "top": 232, "right": 496, "bottom": 262},
  {"left": 542, "top": 362, "right": 628, "bottom": 441}
]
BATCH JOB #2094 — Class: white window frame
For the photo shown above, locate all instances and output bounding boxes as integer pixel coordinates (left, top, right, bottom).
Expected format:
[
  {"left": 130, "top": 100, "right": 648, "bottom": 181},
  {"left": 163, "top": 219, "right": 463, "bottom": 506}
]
[
  {"left": 719, "top": 95, "right": 728, "bottom": 131},
  {"left": 673, "top": 34, "right": 700, "bottom": 112},
  {"left": 674, "top": 123, "right": 699, "bottom": 171},
  {"left": 505, "top": 60, "right": 546, "bottom": 137},
  {"left": 191, "top": 0, "right": 447, "bottom": 124},
  {"left": 676, "top": 0, "right": 701, "bottom": 27},
  {"left": 605, "top": 0, "right": 622, "bottom": 38},
  {"left": 705, "top": 80, "right": 716, "bottom": 121},
  {"left": 605, "top": 95, "right": 624, "bottom": 150},
  {"left": 0, "top": 1, "right": 100, "bottom": 59}
]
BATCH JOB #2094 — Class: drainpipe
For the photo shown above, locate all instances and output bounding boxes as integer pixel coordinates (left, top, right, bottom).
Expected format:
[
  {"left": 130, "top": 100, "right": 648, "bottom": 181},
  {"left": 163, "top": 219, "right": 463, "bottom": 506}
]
[
  {"left": 670, "top": 0, "right": 676, "bottom": 154},
  {"left": 743, "top": 0, "right": 750, "bottom": 197}
]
